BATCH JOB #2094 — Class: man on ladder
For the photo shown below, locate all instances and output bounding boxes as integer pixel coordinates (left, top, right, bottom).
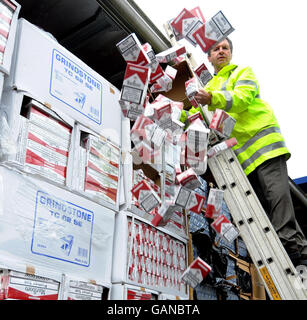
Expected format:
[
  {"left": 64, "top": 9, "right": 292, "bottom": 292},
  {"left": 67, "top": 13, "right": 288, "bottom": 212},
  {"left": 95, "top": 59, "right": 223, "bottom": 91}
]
[{"left": 184, "top": 37, "right": 307, "bottom": 268}]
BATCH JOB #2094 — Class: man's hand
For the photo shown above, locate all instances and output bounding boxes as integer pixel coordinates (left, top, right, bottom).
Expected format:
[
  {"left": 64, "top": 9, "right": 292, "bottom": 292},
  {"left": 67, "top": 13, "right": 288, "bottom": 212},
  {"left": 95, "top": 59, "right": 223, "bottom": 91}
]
[{"left": 194, "top": 89, "right": 212, "bottom": 106}]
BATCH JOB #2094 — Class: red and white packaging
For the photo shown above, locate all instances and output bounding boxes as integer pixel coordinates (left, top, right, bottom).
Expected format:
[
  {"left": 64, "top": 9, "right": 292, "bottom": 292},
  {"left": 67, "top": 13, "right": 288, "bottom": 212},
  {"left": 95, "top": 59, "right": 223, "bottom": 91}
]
[
  {"left": 27, "top": 103, "right": 72, "bottom": 141},
  {"left": 156, "top": 74, "right": 173, "bottom": 93},
  {"left": 156, "top": 45, "right": 186, "bottom": 64},
  {"left": 207, "top": 137, "right": 237, "bottom": 158},
  {"left": 142, "top": 42, "right": 164, "bottom": 84},
  {"left": 120, "top": 63, "right": 151, "bottom": 106},
  {"left": 63, "top": 279, "right": 103, "bottom": 300},
  {"left": 192, "top": 11, "right": 234, "bottom": 53},
  {"left": 190, "top": 6, "right": 206, "bottom": 24},
  {"left": 185, "top": 118, "right": 209, "bottom": 174},
  {"left": 209, "top": 109, "right": 236, "bottom": 138},
  {"left": 176, "top": 167, "right": 201, "bottom": 190},
  {"left": 165, "top": 65, "right": 177, "bottom": 81},
  {"left": 116, "top": 33, "right": 151, "bottom": 66},
  {"left": 131, "top": 180, "right": 161, "bottom": 213},
  {"left": 119, "top": 100, "right": 145, "bottom": 120},
  {"left": 205, "top": 188, "right": 224, "bottom": 219},
  {"left": 194, "top": 63, "right": 213, "bottom": 87},
  {"left": 185, "top": 78, "right": 199, "bottom": 108},
  {"left": 171, "top": 101, "right": 184, "bottom": 121},
  {"left": 171, "top": 8, "right": 204, "bottom": 46},
  {"left": 151, "top": 200, "right": 180, "bottom": 227},
  {"left": 0, "top": 269, "right": 59, "bottom": 300},
  {"left": 131, "top": 114, "right": 167, "bottom": 149},
  {"left": 181, "top": 257, "right": 211, "bottom": 288},
  {"left": 127, "top": 289, "right": 153, "bottom": 300},
  {"left": 211, "top": 214, "right": 240, "bottom": 243},
  {"left": 188, "top": 111, "right": 203, "bottom": 124},
  {"left": 152, "top": 101, "right": 172, "bottom": 130},
  {"left": 174, "top": 186, "right": 205, "bottom": 214}
]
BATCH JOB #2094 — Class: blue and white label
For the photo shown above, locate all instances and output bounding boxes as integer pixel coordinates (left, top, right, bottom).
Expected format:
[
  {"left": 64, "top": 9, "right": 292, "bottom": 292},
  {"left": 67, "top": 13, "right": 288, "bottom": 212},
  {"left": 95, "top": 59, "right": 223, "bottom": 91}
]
[
  {"left": 31, "top": 191, "right": 94, "bottom": 267},
  {"left": 50, "top": 49, "right": 103, "bottom": 125}
]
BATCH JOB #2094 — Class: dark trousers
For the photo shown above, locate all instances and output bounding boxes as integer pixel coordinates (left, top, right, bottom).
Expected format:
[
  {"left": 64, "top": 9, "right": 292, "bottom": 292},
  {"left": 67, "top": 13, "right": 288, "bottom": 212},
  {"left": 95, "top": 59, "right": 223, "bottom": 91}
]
[{"left": 247, "top": 155, "right": 307, "bottom": 261}]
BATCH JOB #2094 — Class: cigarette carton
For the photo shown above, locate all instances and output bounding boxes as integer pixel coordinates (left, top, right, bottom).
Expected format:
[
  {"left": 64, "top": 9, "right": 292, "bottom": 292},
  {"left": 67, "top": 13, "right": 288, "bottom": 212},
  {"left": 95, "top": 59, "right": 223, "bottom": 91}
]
[
  {"left": 192, "top": 11, "right": 234, "bottom": 53},
  {"left": 130, "top": 114, "right": 167, "bottom": 149},
  {"left": 185, "top": 118, "right": 209, "bottom": 174},
  {"left": 142, "top": 42, "right": 164, "bottom": 84},
  {"left": 174, "top": 186, "right": 205, "bottom": 214},
  {"left": 181, "top": 257, "right": 211, "bottom": 288},
  {"left": 131, "top": 180, "right": 161, "bottom": 213},
  {"left": 151, "top": 200, "right": 179, "bottom": 227},
  {"left": 176, "top": 168, "right": 201, "bottom": 190},
  {"left": 185, "top": 77, "right": 199, "bottom": 108},
  {"left": 152, "top": 101, "right": 172, "bottom": 130},
  {"left": 205, "top": 188, "right": 224, "bottom": 219},
  {"left": 171, "top": 8, "right": 204, "bottom": 46},
  {"left": 188, "top": 111, "right": 203, "bottom": 124},
  {"left": 194, "top": 63, "right": 212, "bottom": 87},
  {"left": 165, "top": 65, "right": 177, "bottom": 80},
  {"left": 0, "top": 269, "right": 60, "bottom": 300},
  {"left": 156, "top": 73, "right": 173, "bottom": 93},
  {"left": 211, "top": 214, "right": 240, "bottom": 243},
  {"left": 190, "top": 6, "right": 206, "bottom": 24},
  {"left": 63, "top": 278, "right": 104, "bottom": 300},
  {"left": 120, "top": 63, "right": 151, "bottom": 106},
  {"left": 209, "top": 109, "right": 236, "bottom": 138},
  {"left": 156, "top": 45, "right": 186, "bottom": 64},
  {"left": 116, "top": 33, "right": 151, "bottom": 66},
  {"left": 207, "top": 137, "right": 237, "bottom": 158}
]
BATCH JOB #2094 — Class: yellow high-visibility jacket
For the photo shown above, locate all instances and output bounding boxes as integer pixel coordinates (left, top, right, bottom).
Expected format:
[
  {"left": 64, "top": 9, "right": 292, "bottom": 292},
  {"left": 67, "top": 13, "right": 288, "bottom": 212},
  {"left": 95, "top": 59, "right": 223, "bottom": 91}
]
[{"left": 182, "top": 63, "right": 290, "bottom": 176}]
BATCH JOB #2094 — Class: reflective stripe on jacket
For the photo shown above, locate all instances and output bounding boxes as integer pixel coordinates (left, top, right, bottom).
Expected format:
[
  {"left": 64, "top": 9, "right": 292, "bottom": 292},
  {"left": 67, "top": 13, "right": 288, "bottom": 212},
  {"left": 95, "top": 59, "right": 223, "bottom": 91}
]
[{"left": 205, "top": 63, "right": 290, "bottom": 176}]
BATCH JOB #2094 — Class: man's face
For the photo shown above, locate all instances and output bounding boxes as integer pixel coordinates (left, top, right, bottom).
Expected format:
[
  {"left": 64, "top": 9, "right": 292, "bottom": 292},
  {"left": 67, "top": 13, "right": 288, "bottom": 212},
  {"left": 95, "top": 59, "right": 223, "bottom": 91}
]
[{"left": 208, "top": 39, "right": 232, "bottom": 72}]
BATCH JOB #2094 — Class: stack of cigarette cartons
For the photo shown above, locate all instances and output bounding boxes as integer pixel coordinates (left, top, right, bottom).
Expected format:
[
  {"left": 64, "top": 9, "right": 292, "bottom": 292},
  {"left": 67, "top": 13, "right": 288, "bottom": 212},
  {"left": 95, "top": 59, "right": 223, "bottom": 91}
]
[
  {"left": 0, "top": 16, "right": 126, "bottom": 300},
  {"left": 111, "top": 212, "right": 189, "bottom": 298}
]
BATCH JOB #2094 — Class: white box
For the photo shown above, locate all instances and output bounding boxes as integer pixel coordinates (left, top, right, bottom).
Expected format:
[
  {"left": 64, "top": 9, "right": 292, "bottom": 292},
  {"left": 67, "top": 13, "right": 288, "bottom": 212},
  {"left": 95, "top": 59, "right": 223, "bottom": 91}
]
[
  {"left": 116, "top": 33, "right": 151, "bottom": 66},
  {"left": 62, "top": 275, "right": 106, "bottom": 300},
  {"left": 194, "top": 63, "right": 212, "bottom": 87},
  {"left": 5, "top": 18, "right": 122, "bottom": 137},
  {"left": 205, "top": 188, "right": 224, "bottom": 219},
  {"left": 181, "top": 257, "right": 211, "bottom": 288},
  {"left": 111, "top": 212, "right": 189, "bottom": 298},
  {"left": 207, "top": 137, "right": 237, "bottom": 158},
  {"left": 0, "top": 165, "right": 115, "bottom": 285},
  {"left": 110, "top": 283, "right": 159, "bottom": 300},
  {"left": 192, "top": 11, "right": 234, "bottom": 53},
  {"left": 0, "top": 0, "right": 20, "bottom": 75},
  {"left": 156, "top": 45, "right": 186, "bottom": 64},
  {"left": 0, "top": 269, "right": 60, "bottom": 300},
  {"left": 171, "top": 8, "right": 203, "bottom": 46},
  {"left": 209, "top": 108, "right": 236, "bottom": 138},
  {"left": 211, "top": 214, "right": 240, "bottom": 243}
]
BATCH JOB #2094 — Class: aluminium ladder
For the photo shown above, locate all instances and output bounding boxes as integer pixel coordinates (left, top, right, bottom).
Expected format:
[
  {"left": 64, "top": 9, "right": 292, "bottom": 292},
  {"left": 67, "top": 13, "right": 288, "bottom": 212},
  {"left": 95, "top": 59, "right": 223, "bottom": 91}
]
[{"left": 163, "top": 22, "right": 307, "bottom": 300}]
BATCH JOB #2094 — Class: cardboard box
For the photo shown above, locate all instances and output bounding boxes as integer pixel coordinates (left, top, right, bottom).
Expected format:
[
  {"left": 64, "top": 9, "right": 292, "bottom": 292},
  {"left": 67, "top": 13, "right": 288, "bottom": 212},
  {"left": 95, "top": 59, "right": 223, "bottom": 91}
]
[
  {"left": 209, "top": 109, "right": 236, "bottom": 138},
  {"left": 205, "top": 188, "right": 224, "bottom": 219},
  {"left": 0, "top": 166, "right": 115, "bottom": 285},
  {"left": 211, "top": 214, "right": 239, "bottom": 243},
  {"left": 5, "top": 18, "right": 122, "bottom": 137},
  {"left": 207, "top": 137, "right": 237, "bottom": 158},
  {"left": 116, "top": 33, "right": 151, "bottom": 66},
  {"left": 112, "top": 212, "right": 188, "bottom": 297},
  {"left": 0, "top": 269, "right": 60, "bottom": 300},
  {"left": 171, "top": 8, "right": 204, "bottom": 46},
  {"left": 192, "top": 11, "right": 234, "bottom": 53},
  {"left": 181, "top": 257, "right": 211, "bottom": 288}
]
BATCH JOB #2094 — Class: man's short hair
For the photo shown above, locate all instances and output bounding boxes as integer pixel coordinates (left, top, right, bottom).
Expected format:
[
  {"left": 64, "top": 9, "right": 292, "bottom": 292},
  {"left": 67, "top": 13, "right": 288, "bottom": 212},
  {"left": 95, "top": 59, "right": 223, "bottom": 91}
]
[{"left": 207, "top": 37, "right": 233, "bottom": 57}]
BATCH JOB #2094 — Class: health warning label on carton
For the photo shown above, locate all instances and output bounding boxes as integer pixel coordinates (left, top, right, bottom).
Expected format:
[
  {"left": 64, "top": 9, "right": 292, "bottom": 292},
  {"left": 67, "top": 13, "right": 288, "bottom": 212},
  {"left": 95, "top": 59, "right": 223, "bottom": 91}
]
[
  {"left": 50, "top": 49, "right": 103, "bottom": 125},
  {"left": 31, "top": 191, "right": 94, "bottom": 267}
]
